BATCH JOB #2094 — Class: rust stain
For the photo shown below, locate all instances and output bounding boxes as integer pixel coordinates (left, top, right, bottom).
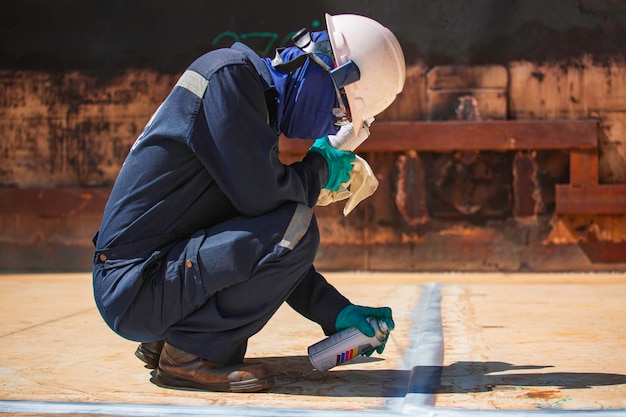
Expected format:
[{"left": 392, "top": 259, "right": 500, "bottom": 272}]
[
  {"left": 394, "top": 151, "right": 428, "bottom": 226},
  {"left": 440, "top": 224, "right": 496, "bottom": 240},
  {"left": 68, "top": 192, "right": 93, "bottom": 215},
  {"left": 545, "top": 214, "right": 626, "bottom": 244},
  {"left": 425, "top": 150, "right": 514, "bottom": 220},
  {"left": 524, "top": 388, "right": 561, "bottom": 399},
  {"left": 513, "top": 151, "right": 542, "bottom": 219},
  {"left": 456, "top": 95, "right": 482, "bottom": 120}
]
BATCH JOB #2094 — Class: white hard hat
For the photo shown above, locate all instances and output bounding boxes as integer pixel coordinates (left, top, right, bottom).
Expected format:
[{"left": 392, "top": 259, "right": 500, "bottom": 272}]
[{"left": 325, "top": 13, "right": 406, "bottom": 135}]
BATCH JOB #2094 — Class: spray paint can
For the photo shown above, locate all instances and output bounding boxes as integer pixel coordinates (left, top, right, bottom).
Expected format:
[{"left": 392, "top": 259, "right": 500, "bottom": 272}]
[{"left": 307, "top": 317, "right": 390, "bottom": 372}]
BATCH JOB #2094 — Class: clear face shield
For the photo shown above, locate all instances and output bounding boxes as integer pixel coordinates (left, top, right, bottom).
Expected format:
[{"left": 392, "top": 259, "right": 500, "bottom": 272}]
[
  {"left": 328, "top": 60, "right": 360, "bottom": 126},
  {"left": 331, "top": 81, "right": 350, "bottom": 126}
]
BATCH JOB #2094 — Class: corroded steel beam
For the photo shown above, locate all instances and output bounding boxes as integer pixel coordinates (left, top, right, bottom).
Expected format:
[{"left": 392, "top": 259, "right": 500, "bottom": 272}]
[
  {"left": 278, "top": 120, "right": 599, "bottom": 153},
  {"left": 570, "top": 148, "right": 599, "bottom": 186},
  {"left": 555, "top": 185, "right": 626, "bottom": 214},
  {"left": 0, "top": 119, "right": 611, "bottom": 217},
  {"left": 0, "top": 188, "right": 110, "bottom": 216}
]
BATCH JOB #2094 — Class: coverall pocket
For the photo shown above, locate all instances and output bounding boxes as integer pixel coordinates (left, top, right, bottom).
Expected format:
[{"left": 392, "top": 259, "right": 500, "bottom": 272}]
[{"left": 163, "top": 232, "right": 206, "bottom": 309}]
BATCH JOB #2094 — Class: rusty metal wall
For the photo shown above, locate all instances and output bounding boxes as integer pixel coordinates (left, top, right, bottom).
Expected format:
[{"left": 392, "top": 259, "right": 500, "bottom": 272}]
[{"left": 1, "top": 0, "right": 625, "bottom": 271}]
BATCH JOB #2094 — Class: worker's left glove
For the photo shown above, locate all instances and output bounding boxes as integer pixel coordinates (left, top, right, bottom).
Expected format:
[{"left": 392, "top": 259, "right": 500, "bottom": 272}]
[
  {"left": 316, "top": 155, "right": 379, "bottom": 216},
  {"left": 308, "top": 137, "right": 356, "bottom": 191},
  {"left": 335, "top": 304, "right": 395, "bottom": 355}
]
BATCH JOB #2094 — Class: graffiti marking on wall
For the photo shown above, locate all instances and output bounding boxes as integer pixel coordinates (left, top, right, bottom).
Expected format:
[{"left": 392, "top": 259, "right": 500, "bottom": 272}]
[{"left": 211, "top": 20, "right": 322, "bottom": 57}]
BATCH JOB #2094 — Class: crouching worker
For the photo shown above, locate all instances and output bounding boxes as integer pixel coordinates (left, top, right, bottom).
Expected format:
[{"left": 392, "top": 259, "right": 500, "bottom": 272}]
[{"left": 92, "top": 13, "right": 405, "bottom": 392}]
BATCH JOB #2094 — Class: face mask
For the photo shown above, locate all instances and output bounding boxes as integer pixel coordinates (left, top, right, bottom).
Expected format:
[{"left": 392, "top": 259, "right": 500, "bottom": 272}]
[{"left": 263, "top": 32, "right": 339, "bottom": 139}]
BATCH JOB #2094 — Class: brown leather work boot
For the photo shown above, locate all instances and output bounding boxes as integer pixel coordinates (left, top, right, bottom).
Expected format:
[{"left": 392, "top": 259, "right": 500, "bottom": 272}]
[
  {"left": 135, "top": 341, "right": 164, "bottom": 369},
  {"left": 156, "top": 342, "right": 274, "bottom": 392}
]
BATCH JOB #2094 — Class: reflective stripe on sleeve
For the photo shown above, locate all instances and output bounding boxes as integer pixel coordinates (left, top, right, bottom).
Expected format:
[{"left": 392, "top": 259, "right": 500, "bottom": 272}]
[
  {"left": 279, "top": 204, "right": 313, "bottom": 250},
  {"left": 175, "top": 70, "right": 209, "bottom": 98}
]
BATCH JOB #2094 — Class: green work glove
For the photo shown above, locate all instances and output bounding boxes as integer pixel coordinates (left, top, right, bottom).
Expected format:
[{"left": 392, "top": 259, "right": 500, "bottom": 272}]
[
  {"left": 308, "top": 136, "right": 356, "bottom": 191},
  {"left": 335, "top": 304, "right": 395, "bottom": 355}
]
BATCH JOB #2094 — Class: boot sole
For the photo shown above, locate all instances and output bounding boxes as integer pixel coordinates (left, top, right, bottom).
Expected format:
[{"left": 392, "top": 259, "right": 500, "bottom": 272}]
[{"left": 157, "top": 368, "right": 274, "bottom": 393}]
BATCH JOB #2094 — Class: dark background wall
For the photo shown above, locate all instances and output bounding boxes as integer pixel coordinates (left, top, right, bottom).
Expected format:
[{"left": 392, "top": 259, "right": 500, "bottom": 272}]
[{"left": 1, "top": 0, "right": 625, "bottom": 73}]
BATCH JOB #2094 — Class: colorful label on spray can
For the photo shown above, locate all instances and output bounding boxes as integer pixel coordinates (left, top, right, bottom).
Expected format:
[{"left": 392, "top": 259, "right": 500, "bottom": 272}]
[
  {"left": 307, "top": 317, "right": 390, "bottom": 372},
  {"left": 337, "top": 347, "right": 360, "bottom": 365}
]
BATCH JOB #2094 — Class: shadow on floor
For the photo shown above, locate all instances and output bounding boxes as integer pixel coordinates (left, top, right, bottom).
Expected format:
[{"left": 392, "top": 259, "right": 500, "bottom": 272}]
[
  {"left": 147, "top": 358, "right": 626, "bottom": 398},
  {"left": 410, "top": 361, "right": 626, "bottom": 393}
]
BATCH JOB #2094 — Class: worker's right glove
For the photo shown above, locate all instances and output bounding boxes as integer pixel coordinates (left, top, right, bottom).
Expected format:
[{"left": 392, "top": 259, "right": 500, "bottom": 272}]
[
  {"left": 335, "top": 304, "right": 395, "bottom": 355},
  {"left": 308, "top": 137, "right": 356, "bottom": 191}
]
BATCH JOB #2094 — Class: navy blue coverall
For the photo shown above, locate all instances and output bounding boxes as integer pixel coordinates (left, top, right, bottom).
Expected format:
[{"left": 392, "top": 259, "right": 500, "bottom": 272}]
[{"left": 92, "top": 42, "right": 351, "bottom": 365}]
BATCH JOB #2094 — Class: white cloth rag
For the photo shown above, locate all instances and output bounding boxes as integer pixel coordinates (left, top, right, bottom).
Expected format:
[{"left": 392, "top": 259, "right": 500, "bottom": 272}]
[{"left": 317, "top": 155, "right": 379, "bottom": 216}]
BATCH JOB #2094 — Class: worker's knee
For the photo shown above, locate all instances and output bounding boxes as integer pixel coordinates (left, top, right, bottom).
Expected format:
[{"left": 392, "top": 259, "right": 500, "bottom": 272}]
[
  {"left": 293, "top": 213, "right": 320, "bottom": 266},
  {"left": 274, "top": 203, "right": 319, "bottom": 267}
]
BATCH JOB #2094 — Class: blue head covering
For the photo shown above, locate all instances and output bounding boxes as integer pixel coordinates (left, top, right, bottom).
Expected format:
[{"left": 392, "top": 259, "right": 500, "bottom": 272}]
[{"left": 262, "top": 31, "right": 339, "bottom": 139}]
